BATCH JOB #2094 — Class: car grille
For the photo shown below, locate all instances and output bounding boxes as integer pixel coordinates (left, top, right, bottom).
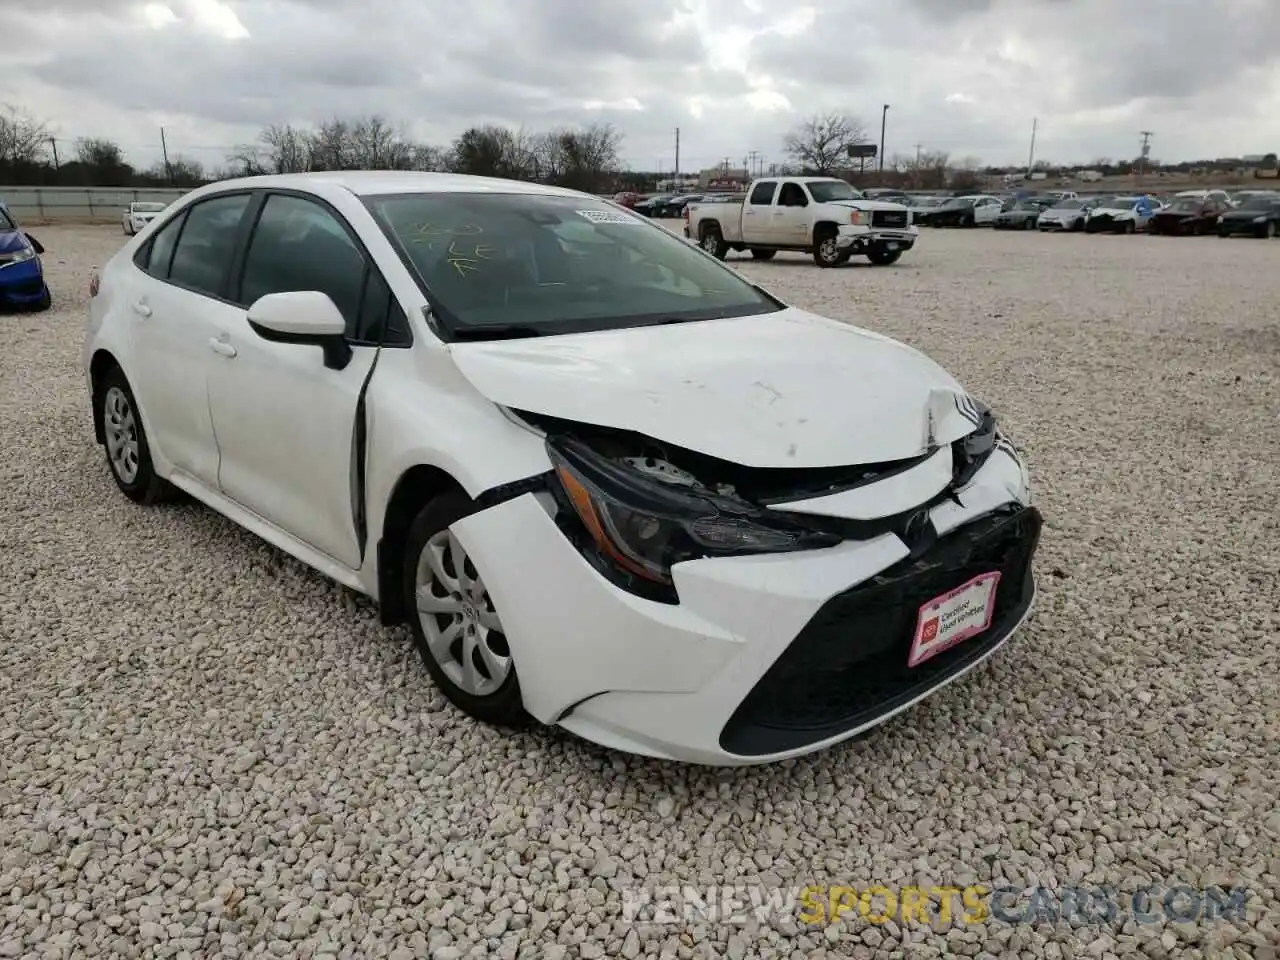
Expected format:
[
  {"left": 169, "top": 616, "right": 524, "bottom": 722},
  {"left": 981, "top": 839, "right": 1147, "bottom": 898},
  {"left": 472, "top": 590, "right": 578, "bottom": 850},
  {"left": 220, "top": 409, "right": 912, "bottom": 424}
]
[
  {"left": 718, "top": 504, "right": 1042, "bottom": 757},
  {"left": 872, "top": 210, "right": 909, "bottom": 229}
]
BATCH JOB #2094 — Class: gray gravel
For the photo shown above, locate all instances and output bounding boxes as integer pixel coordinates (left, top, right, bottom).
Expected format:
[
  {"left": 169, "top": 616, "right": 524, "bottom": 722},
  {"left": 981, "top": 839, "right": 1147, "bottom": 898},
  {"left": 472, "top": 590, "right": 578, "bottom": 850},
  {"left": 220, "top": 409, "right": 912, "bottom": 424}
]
[{"left": 2, "top": 224, "right": 1277, "bottom": 959}]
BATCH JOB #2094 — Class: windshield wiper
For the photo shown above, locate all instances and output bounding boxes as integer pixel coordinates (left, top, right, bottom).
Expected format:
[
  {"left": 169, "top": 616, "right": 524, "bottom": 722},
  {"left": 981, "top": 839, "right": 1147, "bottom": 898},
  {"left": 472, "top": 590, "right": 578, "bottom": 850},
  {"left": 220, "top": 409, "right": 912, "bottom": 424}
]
[{"left": 450, "top": 324, "right": 550, "bottom": 341}]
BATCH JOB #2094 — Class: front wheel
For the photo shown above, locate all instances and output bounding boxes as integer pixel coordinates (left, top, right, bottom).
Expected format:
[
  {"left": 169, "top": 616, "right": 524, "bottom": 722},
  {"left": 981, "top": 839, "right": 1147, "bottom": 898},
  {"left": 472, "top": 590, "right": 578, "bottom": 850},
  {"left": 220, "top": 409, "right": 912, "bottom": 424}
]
[
  {"left": 94, "top": 367, "right": 173, "bottom": 504},
  {"left": 866, "top": 248, "right": 903, "bottom": 266},
  {"left": 812, "top": 228, "right": 844, "bottom": 267},
  {"left": 404, "top": 491, "right": 527, "bottom": 727},
  {"left": 749, "top": 248, "right": 776, "bottom": 260},
  {"left": 699, "top": 225, "right": 729, "bottom": 260}
]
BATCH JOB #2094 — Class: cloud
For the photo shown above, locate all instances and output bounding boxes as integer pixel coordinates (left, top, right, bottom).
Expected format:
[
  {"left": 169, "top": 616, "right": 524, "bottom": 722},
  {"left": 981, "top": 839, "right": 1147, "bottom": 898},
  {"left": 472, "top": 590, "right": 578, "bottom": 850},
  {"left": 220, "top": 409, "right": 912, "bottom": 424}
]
[{"left": 5, "top": 0, "right": 1278, "bottom": 174}]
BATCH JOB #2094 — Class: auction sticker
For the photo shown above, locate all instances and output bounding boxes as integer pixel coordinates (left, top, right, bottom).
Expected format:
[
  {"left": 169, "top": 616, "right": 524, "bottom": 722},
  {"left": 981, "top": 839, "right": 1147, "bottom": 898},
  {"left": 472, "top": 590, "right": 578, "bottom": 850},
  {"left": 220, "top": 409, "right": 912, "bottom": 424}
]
[
  {"left": 576, "top": 209, "right": 639, "bottom": 224},
  {"left": 908, "top": 571, "right": 1001, "bottom": 667}
]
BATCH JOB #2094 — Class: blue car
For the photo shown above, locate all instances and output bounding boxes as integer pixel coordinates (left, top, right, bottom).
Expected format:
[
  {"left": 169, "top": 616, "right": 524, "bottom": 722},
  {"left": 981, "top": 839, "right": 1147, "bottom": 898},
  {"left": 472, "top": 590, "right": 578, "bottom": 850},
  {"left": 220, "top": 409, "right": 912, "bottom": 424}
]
[{"left": 0, "top": 200, "right": 51, "bottom": 311}]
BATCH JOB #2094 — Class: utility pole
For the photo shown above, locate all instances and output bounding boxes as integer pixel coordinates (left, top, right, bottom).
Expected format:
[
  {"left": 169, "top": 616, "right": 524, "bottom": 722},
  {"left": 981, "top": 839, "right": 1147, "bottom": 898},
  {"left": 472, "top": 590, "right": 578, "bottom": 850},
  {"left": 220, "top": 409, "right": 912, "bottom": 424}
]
[
  {"left": 160, "top": 126, "right": 173, "bottom": 185},
  {"left": 747, "top": 150, "right": 760, "bottom": 177},
  {"left": 1138, "top": 131, "right": 1153, "bottom": 181},
  {"left": 674, "top": 127, "right": 680, "bottom": 181},
  {"left": 913, "top": 142, "right": 924, "bottom": 188},
  {"left": 1026, "top": 117, "right": 1038, "bottom": 176},
  {"left": 49, "top": 137, "right": 60, "bottom": 170},
  {"left": 879, "top": 104, "right": 889, "bottom": 172}
]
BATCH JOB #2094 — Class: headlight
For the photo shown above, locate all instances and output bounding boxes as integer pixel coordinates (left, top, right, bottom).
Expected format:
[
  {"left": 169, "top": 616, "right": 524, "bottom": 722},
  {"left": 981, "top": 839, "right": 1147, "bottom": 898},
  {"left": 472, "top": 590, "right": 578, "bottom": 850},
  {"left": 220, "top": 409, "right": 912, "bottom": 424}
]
[
  {"left": 1, "top": 247, "right": 35, "bottom": 267},
  {"left": 849, "top": 210, "right": 870, "bottom": 226},
  {"left": 1254, "top": 216, "right": 1267, "bottom": 223},
  {"left": 547, "top": 437, "right": 839, "bottom": 589}
]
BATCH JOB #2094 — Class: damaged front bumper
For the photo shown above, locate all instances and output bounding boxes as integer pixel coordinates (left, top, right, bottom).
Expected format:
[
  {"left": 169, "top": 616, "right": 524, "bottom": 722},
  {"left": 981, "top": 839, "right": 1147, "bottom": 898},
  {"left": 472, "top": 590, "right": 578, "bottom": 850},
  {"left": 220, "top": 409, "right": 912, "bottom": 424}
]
[{"left": 451, "top": 432, "right": 1038, "bottom": 765}]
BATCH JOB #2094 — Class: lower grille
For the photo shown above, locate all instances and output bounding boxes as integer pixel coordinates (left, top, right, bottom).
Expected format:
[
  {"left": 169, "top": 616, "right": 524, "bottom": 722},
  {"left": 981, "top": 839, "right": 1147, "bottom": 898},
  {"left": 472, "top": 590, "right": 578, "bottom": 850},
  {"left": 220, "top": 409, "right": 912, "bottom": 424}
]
[
  {"left": 719, "top": 505, "right": 1041, "bottom": 757},
  {"left": 872, "top": 210, "right": 909, "bottom": 229}
]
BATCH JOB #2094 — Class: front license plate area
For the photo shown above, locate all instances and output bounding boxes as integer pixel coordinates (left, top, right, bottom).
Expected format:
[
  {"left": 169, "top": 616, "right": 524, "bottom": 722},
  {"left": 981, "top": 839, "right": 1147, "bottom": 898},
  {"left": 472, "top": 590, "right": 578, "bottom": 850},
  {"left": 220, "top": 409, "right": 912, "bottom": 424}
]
[
  {"left": 884, "top": 242, "right": 898, "bottom": 250},
  {"left": 908, "top": 571, "right": 1001, "bottom": 668}
]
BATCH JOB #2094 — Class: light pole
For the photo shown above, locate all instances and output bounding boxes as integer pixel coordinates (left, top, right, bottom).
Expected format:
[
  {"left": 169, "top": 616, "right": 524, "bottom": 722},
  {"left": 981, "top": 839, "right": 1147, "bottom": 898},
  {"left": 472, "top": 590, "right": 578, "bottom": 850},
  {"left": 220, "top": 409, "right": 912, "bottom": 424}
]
[{"left": 879, "top": 104, "right": 889, "bottom": 172}]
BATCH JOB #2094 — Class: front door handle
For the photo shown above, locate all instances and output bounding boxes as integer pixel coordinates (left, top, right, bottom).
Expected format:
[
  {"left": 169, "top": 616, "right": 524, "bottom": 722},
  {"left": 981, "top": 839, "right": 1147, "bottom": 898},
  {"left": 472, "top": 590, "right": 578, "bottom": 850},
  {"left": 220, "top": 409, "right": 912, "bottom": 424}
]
[
  {"left": 132, "top": 300, "right": 151, "bottom": 317},
  {"left": 208, "top": 338, "right": 237, "bottom": 358}
]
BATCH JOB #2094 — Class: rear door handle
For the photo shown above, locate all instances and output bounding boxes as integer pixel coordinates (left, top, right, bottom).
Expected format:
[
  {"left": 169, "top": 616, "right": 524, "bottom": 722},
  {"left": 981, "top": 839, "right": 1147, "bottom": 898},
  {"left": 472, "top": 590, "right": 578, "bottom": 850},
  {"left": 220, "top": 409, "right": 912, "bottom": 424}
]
[
  {"left": 132, "top": 300, "right": 151, "bottom": 317},
  {"left": 208, "top": 338, "right": 237, "bottom": 358}
]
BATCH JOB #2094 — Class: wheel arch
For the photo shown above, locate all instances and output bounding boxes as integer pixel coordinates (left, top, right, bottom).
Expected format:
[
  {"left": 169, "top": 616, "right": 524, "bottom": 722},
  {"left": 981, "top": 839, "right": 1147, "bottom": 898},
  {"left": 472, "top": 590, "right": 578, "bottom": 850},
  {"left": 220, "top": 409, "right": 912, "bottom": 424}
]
[
  {"left": 89, "top": 349, "right": 123, "bottom": 444},
  {"left": 376, "top": 464, "right": 469, "bottom": 625}
]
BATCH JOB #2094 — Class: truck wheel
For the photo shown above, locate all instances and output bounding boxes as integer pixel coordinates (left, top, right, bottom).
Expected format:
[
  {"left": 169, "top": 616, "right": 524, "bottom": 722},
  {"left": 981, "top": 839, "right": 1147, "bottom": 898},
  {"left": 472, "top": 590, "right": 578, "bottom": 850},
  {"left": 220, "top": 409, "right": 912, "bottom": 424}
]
[
  {"left": 963, "top": 213, "right": 976, "bottom": 227},
  {"left": 699, "top": 225, "right": 729, "bottom": 260},
  {"left": 866, "top": 248, "right": 902, "bottom": 266},
  {"left": 749, "top": 249, "right": 776, "bottom": 260},
  {"left": 812, "top": 227, "right": 843, "bottom": 267}
]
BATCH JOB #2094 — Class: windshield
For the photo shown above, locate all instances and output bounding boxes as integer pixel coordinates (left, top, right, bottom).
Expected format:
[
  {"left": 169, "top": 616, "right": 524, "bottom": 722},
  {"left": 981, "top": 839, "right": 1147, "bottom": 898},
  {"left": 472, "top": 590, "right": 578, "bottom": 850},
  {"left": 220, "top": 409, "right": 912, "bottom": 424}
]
[
  {"left": 0, "top": 207, "right": 14, "bottom": 230},
  {"left": 1236, "top": 196, "right": 1280, "bottom": 211},
  {"left": 132, "top": 202, "right": 167, "bottom": 213},
  {"left": 367, "top": 192, "right": 782, "bottom": 339},
  {"left": 806, "top": 180, "right": 860, "bottom": 202},
  {"left": 1169, "top": 199, "right": 1203, "bottom": 212},
  {"left": 941, "top": 198, "right": 974, "bottom": 209},
  {"left": 1052, "top": 199, "right": 1084, "bottom": 209}
]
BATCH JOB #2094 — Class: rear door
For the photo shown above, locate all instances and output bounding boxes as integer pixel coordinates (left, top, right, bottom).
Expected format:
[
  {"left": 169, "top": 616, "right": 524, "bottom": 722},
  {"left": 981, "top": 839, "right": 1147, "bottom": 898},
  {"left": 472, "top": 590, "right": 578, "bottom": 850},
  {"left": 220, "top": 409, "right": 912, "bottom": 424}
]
[
  {"left": 742, "top": 180, "right": 778, "bottom": 243},
  {"left": 127, "top": 192, "right": 254, "bottom": 486}
]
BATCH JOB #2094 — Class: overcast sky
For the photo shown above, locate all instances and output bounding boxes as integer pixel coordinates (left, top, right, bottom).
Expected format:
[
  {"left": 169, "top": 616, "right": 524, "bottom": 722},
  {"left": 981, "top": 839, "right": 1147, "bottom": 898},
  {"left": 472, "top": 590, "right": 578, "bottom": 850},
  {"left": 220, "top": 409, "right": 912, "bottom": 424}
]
[{"left": 6, "top": 0, "right": 1279, "bottom": 174}]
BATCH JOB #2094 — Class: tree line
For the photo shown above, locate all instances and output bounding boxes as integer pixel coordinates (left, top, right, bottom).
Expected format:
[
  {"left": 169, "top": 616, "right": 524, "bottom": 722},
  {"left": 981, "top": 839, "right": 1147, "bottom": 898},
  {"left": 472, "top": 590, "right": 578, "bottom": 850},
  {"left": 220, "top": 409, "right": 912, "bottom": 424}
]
[{"left": 1, "top": 104, "right": 626, "bottom": 193}]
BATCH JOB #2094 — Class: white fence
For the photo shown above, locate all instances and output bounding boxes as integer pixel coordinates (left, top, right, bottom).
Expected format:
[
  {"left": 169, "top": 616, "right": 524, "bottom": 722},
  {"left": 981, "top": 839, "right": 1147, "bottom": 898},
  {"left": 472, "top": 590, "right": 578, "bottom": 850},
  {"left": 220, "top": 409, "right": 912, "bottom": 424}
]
[{"left": 0, "top": 186, "right": 192, "bottom": 223}]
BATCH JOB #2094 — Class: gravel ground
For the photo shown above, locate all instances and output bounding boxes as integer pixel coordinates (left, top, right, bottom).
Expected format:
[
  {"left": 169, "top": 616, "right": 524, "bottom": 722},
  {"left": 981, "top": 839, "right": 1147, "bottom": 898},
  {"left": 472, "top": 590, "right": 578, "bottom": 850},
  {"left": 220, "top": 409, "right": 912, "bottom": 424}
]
[{"left": 1, "top": 224, "right": 1277, "bottom": 960}]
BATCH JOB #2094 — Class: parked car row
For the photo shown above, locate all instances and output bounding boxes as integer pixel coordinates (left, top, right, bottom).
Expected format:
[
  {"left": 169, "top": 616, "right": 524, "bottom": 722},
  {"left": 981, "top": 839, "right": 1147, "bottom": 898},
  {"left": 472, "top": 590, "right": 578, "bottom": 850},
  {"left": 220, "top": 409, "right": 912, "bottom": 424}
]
[{"left": 914, "top": 188, "right": 1280, "bottom": 238}]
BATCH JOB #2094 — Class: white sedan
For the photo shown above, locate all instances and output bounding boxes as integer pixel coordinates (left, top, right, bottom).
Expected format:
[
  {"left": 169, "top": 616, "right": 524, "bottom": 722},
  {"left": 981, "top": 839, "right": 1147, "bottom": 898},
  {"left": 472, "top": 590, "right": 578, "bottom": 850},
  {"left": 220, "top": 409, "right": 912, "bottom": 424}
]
[
  {"left": 84, "top": 172, "right": 1040, "bottom": 765},
  {"left": 121, "top": 201, "right": 169, "bottom": 235}
]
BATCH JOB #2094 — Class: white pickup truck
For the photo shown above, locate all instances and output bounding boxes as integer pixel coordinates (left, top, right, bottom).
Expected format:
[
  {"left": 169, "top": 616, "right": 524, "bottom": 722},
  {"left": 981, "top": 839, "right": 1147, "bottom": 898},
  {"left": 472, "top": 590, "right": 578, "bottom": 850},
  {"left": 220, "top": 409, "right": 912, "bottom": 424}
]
[{"left": 683, "top": 176, "right": 918, "bottom": 267}]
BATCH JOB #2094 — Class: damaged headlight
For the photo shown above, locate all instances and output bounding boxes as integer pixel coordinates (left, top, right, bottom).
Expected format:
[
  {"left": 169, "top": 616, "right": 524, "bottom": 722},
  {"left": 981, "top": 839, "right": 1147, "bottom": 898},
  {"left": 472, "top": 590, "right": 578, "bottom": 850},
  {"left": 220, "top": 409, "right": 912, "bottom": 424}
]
[{"left": 546, "top": 437, "right": 840, "bottom": 590}]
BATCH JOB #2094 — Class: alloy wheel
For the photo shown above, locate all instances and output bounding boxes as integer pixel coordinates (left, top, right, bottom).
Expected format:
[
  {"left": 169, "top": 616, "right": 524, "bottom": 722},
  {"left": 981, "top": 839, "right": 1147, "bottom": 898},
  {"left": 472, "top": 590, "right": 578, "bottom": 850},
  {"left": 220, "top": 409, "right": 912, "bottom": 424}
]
[
  {"left": 103, "top": 386, "right": 140, "bottom": 484},
  {"left": 415, "top": 529, "right": 511, "bottom": 697}
]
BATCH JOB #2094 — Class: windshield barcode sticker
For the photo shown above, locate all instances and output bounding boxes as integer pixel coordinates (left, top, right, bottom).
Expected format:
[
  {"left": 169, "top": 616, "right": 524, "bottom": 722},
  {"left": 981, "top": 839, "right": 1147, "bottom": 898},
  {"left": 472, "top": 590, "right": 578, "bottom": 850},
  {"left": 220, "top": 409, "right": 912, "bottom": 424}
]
[{"left": 576, "top": 209, "right": 638, "bottom": 224}]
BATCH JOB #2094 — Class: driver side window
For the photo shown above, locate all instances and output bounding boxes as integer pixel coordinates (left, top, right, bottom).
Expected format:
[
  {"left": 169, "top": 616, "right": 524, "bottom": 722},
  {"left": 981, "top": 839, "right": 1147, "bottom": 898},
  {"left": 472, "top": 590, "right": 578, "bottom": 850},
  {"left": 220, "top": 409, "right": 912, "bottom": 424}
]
[{"left": 778, "top": 183, "right": 808, "bottom": 207}]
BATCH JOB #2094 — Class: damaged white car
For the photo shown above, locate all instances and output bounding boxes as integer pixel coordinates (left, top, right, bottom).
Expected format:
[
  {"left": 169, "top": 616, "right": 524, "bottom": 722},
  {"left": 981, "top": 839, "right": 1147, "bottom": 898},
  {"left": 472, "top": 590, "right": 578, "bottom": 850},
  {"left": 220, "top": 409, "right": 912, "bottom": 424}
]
[{"left": 84, "top": 172, "right": 1041, "bottom": 766}]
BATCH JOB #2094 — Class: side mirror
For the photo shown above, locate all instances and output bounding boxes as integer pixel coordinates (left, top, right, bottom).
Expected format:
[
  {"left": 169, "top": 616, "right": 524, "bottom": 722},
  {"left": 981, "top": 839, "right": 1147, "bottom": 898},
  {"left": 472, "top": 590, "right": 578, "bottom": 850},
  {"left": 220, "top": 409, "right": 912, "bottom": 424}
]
[
  {"left": 246, "top": 291, "right": 352, "bottom": 370},
  {"left": 25, "top": 234, "right": 44, "bottom": 255}
]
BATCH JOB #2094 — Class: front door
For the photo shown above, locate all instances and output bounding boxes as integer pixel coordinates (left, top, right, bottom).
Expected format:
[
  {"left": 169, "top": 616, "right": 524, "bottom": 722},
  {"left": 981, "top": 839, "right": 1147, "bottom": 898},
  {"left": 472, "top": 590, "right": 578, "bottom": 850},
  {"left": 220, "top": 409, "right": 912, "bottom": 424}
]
[
  {"left": 773, "top": 182, "right": 812, "bottom": 245},
  {"left": 742, "top": 179, "right": 778, "bottom": 244},
  {"left": 204, "top": 191, "right": 386, "bottom": 570}
]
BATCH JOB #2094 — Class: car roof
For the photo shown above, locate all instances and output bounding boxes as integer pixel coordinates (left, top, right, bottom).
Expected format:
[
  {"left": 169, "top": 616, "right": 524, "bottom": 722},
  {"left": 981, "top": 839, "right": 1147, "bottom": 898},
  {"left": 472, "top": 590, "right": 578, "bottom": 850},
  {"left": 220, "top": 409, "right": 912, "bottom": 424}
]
[{"left": 198, "top": 171, "right": 589, "bottom": 200}]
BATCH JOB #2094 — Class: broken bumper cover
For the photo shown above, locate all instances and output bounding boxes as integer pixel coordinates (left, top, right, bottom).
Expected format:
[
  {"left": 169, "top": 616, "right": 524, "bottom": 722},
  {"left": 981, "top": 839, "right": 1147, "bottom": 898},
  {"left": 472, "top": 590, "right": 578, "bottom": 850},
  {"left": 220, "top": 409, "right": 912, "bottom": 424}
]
[
  {"left": 450, "top": 446, "right": 1036, "bottom": 765},
  {"left": 837, "top": 225, "right": 918, "bottom": 253}
]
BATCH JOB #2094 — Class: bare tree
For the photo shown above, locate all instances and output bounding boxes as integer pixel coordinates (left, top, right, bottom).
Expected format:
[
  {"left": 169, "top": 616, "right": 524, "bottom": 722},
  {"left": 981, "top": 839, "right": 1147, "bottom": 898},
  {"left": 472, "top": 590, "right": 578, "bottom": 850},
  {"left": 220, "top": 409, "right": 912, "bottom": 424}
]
[
  {"left": 449, "top": 124, "right": 538, "bottom": 180},
  {"left": 533, "top": 123, "right": 622, "bottom": 192},
  {"left": 782, "top": 112, "right": 868, "bottom": 175},
  {"left": 0, "top": 103, "right": 50, "bottom": 165},
  {"left": 259, "top": 123, "right": 311, "bottom": 173},
  {"left": 74, "top": 137, "right": 125, "bottom": 168}
]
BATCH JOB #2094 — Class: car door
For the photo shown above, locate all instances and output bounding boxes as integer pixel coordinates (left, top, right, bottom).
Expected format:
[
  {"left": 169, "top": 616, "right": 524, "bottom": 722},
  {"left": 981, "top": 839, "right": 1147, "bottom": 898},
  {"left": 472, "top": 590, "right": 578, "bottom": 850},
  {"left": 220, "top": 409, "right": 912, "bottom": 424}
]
[
  {"left": 204, "top": 191, "right": 404, "bottom": 570},
  {"left": 127, "top": 192, "right": 254, "bottom": 486},
  {"left": 773, "top": 182, "right": 811, "bottom": 245},
  {"left": 742, "top": 180, "right": 777, "bottom": 243}
]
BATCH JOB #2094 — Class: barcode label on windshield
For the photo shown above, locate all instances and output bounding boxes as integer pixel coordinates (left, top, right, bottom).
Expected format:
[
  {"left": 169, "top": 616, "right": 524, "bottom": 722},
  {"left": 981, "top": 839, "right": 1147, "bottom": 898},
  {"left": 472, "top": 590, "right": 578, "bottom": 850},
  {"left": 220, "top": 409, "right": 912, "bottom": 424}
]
[{"left": 577, "top": 209, "right": 638, "bottom": 224}]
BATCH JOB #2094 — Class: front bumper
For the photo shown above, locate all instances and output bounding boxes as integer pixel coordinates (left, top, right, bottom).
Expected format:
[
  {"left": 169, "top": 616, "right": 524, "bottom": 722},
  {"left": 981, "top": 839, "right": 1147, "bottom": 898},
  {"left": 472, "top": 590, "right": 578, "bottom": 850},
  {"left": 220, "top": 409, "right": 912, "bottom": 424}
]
[
  {"left": 0, "top": 259, "right": 47, "bottom": 306},
  {"left": 452, "top": 447, "right": 1038, "bottom": 765},
  {"left": 836, "top": 225, "right": 917, "bottom": 254},
  {"left": 1217, "top": 219, "right": 1269, "bottom": 236}
]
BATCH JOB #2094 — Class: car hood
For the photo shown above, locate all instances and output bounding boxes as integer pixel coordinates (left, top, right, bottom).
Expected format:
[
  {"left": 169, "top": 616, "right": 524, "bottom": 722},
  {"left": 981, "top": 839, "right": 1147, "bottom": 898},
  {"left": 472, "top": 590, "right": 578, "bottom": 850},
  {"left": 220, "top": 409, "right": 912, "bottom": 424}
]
[
  {"left": 0, "top": 229, "right": 28, "bottom": 254},
  {"left": 1091, "top": 206, "right": 1135, "bottom": 217},
  {"left": 826, "top": 199, "right": 910, "bottom": 212},
  {"left": 447, "top": 308, "right": 982, "bottom": 469}
]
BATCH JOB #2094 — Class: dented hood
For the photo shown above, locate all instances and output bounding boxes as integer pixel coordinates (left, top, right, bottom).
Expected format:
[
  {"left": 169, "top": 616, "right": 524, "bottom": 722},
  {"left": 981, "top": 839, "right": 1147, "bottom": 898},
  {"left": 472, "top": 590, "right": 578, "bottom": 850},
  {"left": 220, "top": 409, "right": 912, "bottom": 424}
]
[{"left": 448, "top": 308, "right": 981, "bottom": 468}]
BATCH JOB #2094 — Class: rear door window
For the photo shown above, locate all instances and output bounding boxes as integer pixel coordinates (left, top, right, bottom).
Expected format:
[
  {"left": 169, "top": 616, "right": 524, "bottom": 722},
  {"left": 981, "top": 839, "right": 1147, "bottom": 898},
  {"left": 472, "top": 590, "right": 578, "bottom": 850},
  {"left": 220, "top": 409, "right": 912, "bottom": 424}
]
[{"left": 167, "top": 194, "right": 253, "bottom": 298}]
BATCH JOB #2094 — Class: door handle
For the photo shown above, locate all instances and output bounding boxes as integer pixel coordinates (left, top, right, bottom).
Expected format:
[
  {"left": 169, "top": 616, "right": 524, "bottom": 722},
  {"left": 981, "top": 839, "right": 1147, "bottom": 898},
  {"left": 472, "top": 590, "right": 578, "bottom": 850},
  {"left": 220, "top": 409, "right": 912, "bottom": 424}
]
[
  {"left": 132, "top": 300, "right": 151, "bottom": 317},
  {"left": 208, "top": 337, "right": 237, "bottom": 358}
]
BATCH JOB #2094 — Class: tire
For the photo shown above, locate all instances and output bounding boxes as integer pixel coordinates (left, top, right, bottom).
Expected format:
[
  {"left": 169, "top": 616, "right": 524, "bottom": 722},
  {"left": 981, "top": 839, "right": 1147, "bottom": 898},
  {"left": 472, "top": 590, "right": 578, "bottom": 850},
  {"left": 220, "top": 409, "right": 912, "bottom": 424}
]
[
  {"left": 963, "top": 213, "right": 976, "bottom": 228},
  {"left": 1266, "top": 221, "right": 1276, "bottom": 239},
  {"left": 749, "top": 248, "right": 776, "bottom": 260},
  {"left": 866, "top": 248, "right": 903, "bottom": 266},
  {"left": 1124, "top": 221, "right": 1136, "bottom": 234},
  {"left": 404, "top": 490, "right": 527, "bottom": 727},
  {"left": 94, "top": 366, "right": 173, "bottom": 505},
  {"left": 699, "top": 224, "right": 729, "bottom": 260},
  {"left": 1219, "top": 230, "right": 1229, "bottom": 239},
  {"left": 812, "top": 227, "right": 843, "bottom": 267}
]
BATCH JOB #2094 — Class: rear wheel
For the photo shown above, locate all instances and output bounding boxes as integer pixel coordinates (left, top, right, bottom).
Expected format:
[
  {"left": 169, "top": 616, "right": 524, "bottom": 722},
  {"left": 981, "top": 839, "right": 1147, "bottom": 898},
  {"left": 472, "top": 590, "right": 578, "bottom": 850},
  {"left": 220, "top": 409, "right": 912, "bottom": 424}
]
[
  {"left": 94, "top": 366, "right": 173, "bottom": 504},
  {"left": 700, "top": 224, "right": 729, "bottom": 260},
  {"left": 749, "top": 248, "right": 776, "bottom": 260},
  {"left": 404, "top": 490, "right": 527, "bottom": 727},
  {"left": 812, "top": 227, "right": 843, "bottom": 267}
]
